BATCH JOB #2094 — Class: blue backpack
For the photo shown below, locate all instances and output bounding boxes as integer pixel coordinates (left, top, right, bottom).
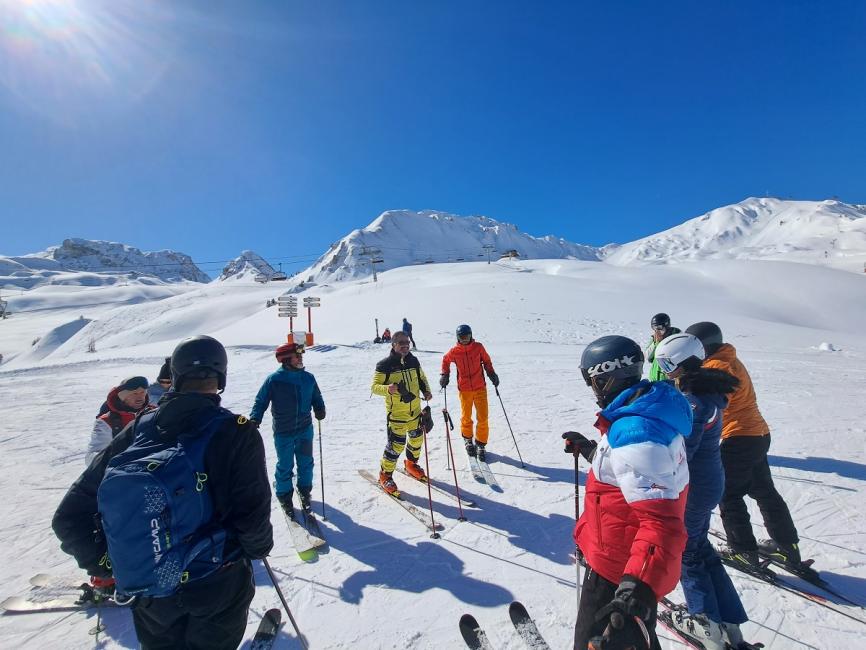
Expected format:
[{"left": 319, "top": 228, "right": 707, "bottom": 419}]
[{"left": 97, "top": 408, "right": 237, "bottom": 597}]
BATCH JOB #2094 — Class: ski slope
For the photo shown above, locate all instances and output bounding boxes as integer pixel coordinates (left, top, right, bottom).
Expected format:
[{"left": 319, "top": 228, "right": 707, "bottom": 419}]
[{"left": 0, "top": 258, "right": 865, "bottom": 649}]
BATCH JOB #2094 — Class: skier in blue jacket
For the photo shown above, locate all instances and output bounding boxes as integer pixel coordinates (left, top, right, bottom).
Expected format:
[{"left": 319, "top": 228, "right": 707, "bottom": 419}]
[
  {"left": 655, "top": 333, "right": 750, "bottom": 650},
  {"left": 251, "top": 340, "right": 325, "bottom": 518}
]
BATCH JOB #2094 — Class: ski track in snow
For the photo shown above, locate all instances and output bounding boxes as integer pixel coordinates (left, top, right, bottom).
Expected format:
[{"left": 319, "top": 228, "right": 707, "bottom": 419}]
[{"left": 1, "top": 258, "right": 865, "bottom": 648}]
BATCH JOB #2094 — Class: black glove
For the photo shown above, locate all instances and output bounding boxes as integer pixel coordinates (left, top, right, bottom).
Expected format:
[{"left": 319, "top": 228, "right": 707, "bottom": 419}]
[
  {"left": 248, "top": 417, "right": 260, "bottom": 427},
  {"left": 562, "top": 431, "right": 597, "bottom": 461},
  {"left": 314, "top": 408, "right": 325, "bottom": 421},
  {"left": 589, "top": 575, "right": 655, "bottom": 650},
  {"left": 488, "top": 372, "right": 499, "bottom": 387},
  {"left": 397, "top": 382, "right": 416, "bottom": 403},
  {"left": 420, "top": 405, "right": 434, "bottom": 432},
  {"left": 439, "top": 374, "right": 449, "bottom": 388}
]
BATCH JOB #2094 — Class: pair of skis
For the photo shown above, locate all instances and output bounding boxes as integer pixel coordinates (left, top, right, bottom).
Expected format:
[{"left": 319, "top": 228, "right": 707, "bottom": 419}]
[
  {"left": 282, "top": 499, "right": 327, "bottom": 562},
  {"left": 358, "top": 469, "right": 444, "bottom": 533},
  {"left": 460, "top": 601, "right": 549, "bottom": 649},
  {"left": 708, "top": 529, "right": 866, "bottom": 626},
  {"left": 1, "top": 573, "right": 122, "bottom": 613},
  {"left": 467, "top": 450, "right": 501, "bottom": 491}
]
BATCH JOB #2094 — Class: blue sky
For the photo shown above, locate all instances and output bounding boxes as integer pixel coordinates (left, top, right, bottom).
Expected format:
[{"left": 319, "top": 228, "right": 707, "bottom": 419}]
[{"left": 2, "top": 1, "right": 865, "bottom": 277}]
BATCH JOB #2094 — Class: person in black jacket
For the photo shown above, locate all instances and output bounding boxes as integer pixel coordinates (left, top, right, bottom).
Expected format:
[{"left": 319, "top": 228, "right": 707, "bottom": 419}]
[{"left": 53, "top": 335, "right": 273, "bottom": 650}]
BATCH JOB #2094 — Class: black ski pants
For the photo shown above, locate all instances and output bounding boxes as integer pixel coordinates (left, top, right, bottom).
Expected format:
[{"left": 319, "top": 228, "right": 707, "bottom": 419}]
[
  {"left": 719, "top": 434, "right": 799, "bottom": 552},
  {"left": 131, "top": 559, "right": 255, "bottom": 650},
  {"left": 574, "top": 568, "right": 661, "bottom": 650}
]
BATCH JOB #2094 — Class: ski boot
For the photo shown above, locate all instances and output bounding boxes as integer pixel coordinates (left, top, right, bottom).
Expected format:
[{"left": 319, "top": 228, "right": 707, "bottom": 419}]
[
  {"left": 277, "top": 492, "right": 295, "bottom": 521},
  {"left": 669, "top": 610, "right": 726, "bottom": 650},
  {"left": 298, "top": 489, "right": 313, "bottom": 515},
  {"left": 758, "top": 538, "right": 801, "bottom": 567},
  {"left": 379, "top": 471, "right": 400, "bottom": 497},
  {"left": 464, "top": 437, "right": 477, "bottom": 458},
  {"left": 404, "top": 458, "right": 427, "bottom": 481},
  {"left": 476, "top": 442, "right": 487, "bottom": 462},
  {"left": 719, "top": 545, "right": 760, "bottom": 568},
  {"left": 722, "top": 622, "right": 745, "bottom": 648}
]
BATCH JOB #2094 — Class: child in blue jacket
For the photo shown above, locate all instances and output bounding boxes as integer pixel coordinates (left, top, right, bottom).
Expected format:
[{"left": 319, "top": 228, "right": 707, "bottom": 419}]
[{"left": 251, "top": 341, "right": 325, "bottom": 518}]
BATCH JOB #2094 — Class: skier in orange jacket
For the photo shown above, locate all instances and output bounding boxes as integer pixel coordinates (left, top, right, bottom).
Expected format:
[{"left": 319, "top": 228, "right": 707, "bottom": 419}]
[{"left": 439, "top": 324, "right": 498, "bottom": 461}]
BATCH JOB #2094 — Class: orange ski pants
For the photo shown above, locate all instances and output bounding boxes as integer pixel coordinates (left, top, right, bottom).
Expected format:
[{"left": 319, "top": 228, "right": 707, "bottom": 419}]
[{"left": 459, "top": 388, "right": 489, "bottom": 444}]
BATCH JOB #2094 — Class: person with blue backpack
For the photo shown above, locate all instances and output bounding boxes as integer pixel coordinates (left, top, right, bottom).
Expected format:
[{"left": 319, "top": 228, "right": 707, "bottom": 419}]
[
  {"left": 250, "top": 338, "right": 326, "bottom": 519},
  {"left": 53, "top": 335, "right": 273, "bottom": 650}
]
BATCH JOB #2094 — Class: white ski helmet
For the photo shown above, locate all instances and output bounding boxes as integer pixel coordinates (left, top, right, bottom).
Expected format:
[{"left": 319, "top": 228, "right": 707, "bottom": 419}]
[{"left": 654, "top": 333, "right": 705, "bottom": 375}]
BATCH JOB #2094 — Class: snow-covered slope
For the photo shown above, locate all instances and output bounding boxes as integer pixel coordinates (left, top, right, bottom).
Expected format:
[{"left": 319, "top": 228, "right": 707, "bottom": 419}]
[
  {"left": 1, "top": 238, "right": 209, "bottom": 289},
  {"left": 295, "top": 210, "right": 602, "bottom": 285},
  {"left": 604, "top": 198, "right": 866, "bottom": 272},
  {"left": 1, "top": 258, "right": 865, "bottom": 649},
  {"left": 218, "top": 250, "right": 276, "bottom": 281}
]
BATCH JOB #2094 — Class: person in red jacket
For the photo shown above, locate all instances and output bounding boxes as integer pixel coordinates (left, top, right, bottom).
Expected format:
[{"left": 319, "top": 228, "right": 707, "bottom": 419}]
[
  {"left": 563, "top": 335, "right": 692, "bottom": 650},
  {"left": 85, "top": 376, "right": 153, "bottom": 465},
  {"left": 439, "top": 324, "right": 499, "bottom": 461}
]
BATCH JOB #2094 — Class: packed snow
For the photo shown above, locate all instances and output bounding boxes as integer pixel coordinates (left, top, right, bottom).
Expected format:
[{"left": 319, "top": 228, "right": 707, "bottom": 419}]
[{"left": 1, "top": 257, "right": 865, "bottom": 649}]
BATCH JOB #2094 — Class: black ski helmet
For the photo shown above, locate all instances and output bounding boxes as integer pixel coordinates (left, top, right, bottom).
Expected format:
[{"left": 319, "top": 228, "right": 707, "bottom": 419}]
[
  {"left": 456, "top": 324, "right": 472, "bottom": 339},
  {"left": 170, "top": 335, "right": 228, "bottom": 392},
  {"left": 651, "top": 313, "right": 671, "bottom": 329},
  {"left": 580, "top": 335, "right": 644, "bottom": 407},
  {"left": 685, "top": 321, "right": 724, "bottom": 355}
]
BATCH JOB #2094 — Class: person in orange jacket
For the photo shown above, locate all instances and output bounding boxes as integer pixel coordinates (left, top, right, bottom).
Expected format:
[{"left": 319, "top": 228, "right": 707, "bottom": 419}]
[
  {"left": 439, "top": 324, "right": 498, "bottom": 461},
  {"left": 687, "top": 321, "right": 802, "bottom": 569}
]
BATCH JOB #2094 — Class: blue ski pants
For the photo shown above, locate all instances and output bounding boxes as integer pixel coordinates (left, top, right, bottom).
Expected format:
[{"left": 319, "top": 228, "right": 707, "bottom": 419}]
[
  {"left": 273, "top": 426, "right": 314, "bottom": 497},
  {"left": 681, "top": 502, "right": 748, "bottom": 624}
]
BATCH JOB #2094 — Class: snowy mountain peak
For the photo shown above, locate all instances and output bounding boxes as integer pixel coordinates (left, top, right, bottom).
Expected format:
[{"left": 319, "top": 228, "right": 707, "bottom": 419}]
[
  {"left": 603, "top": 197, "right": 866, "bottom": 272},
  {"left": 1, "top": 238, "right": 209, "bottom": 289},
  {"left": 42, "top": 238, "right": 209, "bottom": 282},
  {"left": 296, "top": 209, "right": 602, "bottom": 285},
  {"left": 218, "top": 250, "right": 276, "bottom": 282}
]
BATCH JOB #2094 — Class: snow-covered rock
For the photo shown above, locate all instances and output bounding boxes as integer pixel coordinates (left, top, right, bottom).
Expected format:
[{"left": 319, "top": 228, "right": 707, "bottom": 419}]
[{"left": 218, "top": 250, "right": 276, "bottom": 282}]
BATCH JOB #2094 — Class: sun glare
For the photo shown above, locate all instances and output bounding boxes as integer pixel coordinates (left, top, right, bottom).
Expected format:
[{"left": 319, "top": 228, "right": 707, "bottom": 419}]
[{"left": 0, "top": 0, "right": 176, "bottom": 125}]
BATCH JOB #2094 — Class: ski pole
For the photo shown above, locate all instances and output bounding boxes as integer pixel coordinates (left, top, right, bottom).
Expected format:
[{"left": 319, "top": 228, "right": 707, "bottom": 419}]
[
  {"left": 494, "top": 386, "right": 524, "bottom": 467},
  {"left": 419, "top": 408, "right": 440, "bottom": 539},
  {"left": 574, "top": 453, "right": 581, "bottom": 609},
  {"left": 317, "top": 419, "right": 327, "bottom": 521},
  {"left": 443, "top": 386, "right": 452, "bottom": 471},
  {"left": 441, "top": 404, "right": 466, "bottom": 522},
  {"left": 263, "top": 557, "right": 308, "bottom": 650}
]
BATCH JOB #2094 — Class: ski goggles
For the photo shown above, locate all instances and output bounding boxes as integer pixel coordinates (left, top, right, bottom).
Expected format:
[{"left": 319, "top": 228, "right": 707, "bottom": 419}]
[
  {"left": 457, "top": 334, "right": 472, "bottom": 343},
  {"left": 656, "top": 356, "right": 679, "bottom": 375},
  {"left": 652, "top": 325, "right": 668, "bottom": 333}
]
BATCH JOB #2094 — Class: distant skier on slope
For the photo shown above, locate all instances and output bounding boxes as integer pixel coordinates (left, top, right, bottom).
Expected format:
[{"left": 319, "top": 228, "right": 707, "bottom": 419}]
[
  {"left": 654, "top": 333, "right": 750, "bottom": 650},
  {"left": 562, "top": 335, "right": 692, "bottom": 650},
  {"left": 645, "top": 312, "right": 682, "bottom": 381},
  {"left": 85, "top": 376, "right": 153, "bottom": 465},
  {"left": 402, "top": 317, "right": 417, "bottom": 349},
  {"left": 687, "top": 321, "right": 804, "bottom": 569},
  {"left": 371, "top": 330, "right": 432, "bottom": 496},
  {"left": 250, "top": 338, "right": 326, "bottom": 519},
  {"left": 439, "top": 324, "right": 499, "bottom": 461},
  {"left": 53, "top": 336, "right": 272, "bottom": 650}
]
